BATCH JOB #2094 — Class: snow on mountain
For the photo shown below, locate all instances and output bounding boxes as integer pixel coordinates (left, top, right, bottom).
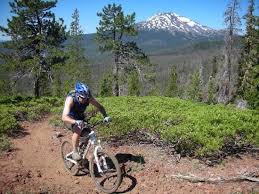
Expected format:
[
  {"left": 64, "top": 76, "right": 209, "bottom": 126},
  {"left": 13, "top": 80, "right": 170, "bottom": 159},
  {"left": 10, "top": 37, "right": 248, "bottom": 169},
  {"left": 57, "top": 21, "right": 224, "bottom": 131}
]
[{"left": 137, "top": 12, "right": 220, "bottom": 37}]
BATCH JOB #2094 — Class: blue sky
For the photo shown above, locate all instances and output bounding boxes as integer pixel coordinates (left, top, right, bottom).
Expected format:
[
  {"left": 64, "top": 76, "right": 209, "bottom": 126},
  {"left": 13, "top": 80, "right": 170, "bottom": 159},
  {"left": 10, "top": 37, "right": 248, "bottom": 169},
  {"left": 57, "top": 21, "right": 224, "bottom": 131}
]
[{"left": 0, "top": 0, "right": 258, "bottom": 40}]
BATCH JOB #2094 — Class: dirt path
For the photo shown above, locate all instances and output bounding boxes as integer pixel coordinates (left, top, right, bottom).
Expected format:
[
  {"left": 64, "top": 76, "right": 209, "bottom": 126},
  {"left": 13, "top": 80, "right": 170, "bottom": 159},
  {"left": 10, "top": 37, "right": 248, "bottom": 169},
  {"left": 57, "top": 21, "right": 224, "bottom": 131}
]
[{"left": 0, "top": 117, "right": 258, "bottom": 194}]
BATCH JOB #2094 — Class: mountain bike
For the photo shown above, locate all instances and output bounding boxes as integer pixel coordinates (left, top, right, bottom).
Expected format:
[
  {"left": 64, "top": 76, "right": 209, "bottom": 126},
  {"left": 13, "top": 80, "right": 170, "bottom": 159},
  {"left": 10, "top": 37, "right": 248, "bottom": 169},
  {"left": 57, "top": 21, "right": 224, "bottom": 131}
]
[{"left": 60, "top": 120, "right": 122, "bottom": 193}]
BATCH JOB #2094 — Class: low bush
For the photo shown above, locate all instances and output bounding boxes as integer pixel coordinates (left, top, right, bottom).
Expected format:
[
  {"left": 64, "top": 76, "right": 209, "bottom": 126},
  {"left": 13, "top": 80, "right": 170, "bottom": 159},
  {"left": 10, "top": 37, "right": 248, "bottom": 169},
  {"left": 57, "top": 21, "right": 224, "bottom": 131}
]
[
  {"left": 0, "top": 95, "right": 258, "bottom": 157},
  {"left": 94, "top": 97, "right": 259, "bottom": 156},
  {"left": 0, "top": 96, "right": 63, "bottom": 151},
  {"left": 0, "top": 134, "right": 12, "bottom": 151}
]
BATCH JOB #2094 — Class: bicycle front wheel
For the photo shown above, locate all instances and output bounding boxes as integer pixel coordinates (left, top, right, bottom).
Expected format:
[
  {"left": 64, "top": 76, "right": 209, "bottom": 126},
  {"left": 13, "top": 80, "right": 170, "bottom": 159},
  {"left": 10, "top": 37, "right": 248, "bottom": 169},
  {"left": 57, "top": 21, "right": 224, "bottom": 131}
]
[
  {"left": 60, "top": 140, "right": 79, "bottom": 176},
  {"left": 89, "top": 149, "right": 122, "bottom": 193}
]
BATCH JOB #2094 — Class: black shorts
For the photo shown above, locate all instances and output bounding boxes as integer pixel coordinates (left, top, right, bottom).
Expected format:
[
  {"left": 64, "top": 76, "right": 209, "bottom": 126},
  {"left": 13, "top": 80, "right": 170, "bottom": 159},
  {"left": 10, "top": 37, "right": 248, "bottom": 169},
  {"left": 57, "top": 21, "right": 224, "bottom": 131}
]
[
  {"left": 65, "top": 123, "right": 82, "bottom": 133},
  {"left": 64, "top": 123, "right": 91, "bottom": 137}
]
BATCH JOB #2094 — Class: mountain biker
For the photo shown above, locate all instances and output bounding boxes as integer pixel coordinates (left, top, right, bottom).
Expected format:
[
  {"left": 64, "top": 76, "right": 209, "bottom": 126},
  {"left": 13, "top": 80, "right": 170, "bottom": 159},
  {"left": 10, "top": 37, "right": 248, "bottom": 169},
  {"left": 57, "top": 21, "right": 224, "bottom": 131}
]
[{"left": 62, "top": 82, "right": 111, "bottom": 161}]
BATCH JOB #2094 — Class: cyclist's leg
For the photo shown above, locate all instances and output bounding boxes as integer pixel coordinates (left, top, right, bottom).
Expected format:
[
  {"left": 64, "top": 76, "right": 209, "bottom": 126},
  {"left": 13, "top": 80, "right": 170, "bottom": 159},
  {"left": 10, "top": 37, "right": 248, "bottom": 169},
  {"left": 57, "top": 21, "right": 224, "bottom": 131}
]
[
  {"left": 64, "top": 123, "right": 82, "bottom": 160},
  {"left": 72, "top": 127, "right": 81, "bottom": 151}
]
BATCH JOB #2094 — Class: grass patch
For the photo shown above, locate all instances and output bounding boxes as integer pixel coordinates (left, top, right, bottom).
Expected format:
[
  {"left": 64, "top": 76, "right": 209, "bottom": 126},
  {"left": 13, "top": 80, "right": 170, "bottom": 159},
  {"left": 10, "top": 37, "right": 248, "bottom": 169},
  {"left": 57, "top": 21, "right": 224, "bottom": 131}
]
[
  {"left": 0, "top": 96, "right": 62, "bottom": 152},
  {"left": 0, "top": 95, "right": 258, "bottom": 157},
  {"left": 94, "top": 96, "right": 259, "bottom": 156},
  {"left": 0, "top": 134, "right": 11, "bottom": 151}
]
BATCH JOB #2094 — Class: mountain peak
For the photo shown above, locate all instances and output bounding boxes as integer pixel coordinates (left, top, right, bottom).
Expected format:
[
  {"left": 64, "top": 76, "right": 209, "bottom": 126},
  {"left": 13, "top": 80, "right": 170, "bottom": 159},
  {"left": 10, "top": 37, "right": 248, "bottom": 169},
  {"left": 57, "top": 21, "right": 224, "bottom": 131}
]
[
  {"left": 137, "top": 12, "right": 219, "bottom": 37},
  {"left": 147, "top": 12, "right": 179, "bottom": 21}
]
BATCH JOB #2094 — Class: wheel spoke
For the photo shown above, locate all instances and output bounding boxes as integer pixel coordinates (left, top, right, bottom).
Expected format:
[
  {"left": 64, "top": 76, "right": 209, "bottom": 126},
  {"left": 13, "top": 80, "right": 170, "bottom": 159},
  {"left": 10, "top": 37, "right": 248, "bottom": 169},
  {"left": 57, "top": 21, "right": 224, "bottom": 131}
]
[{"left": 90, "top": 150, "right": 122, "bottom": 193}]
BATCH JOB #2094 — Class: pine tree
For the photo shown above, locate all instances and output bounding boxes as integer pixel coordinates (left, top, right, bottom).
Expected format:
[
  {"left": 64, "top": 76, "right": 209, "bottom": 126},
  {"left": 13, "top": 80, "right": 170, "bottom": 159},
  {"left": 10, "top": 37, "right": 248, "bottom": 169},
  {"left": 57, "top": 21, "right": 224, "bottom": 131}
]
[
  {"left": 128, "top": 70, "right": 141, "bottom": 96},
  {"left": 237, "top": 0, "right": 259, "bottom": 109},
  {"left": 245, "top": 15, "right": 259, "bottom": 109},
  {"left": 207, "top": 75, "right": 217, "bottom": 104},
  {"left": 0, "top": 0, "right": 66, "bottom": 97},
  {"left": 99, "top": 73, "right": 113, "bottom": 97},
  {"left": 0, "top": 79, "right": 10, "bottom": 95},
  {"left": 165, "top": 67, "right": 178, "bottom": 97},
  {"left": 146, "top": 72, "right": 159, "bottom": 96},
  {"left": 211, "top": 56, "right": 219, "bottom": 77},
  {"left": 96, "top": 4, "right": 139, "bottom": 96},
  {"left": 64, "top": 8, "right": 90, "bottom": 93},
  {"left": 52, "top": 66, "right": 63, "bottom": 97},
  {"left": 187, "top": 71, "right": 203, "bottom": 101},
  {"left": 253, "top": 16, "right": 259, "bottom": 109}
]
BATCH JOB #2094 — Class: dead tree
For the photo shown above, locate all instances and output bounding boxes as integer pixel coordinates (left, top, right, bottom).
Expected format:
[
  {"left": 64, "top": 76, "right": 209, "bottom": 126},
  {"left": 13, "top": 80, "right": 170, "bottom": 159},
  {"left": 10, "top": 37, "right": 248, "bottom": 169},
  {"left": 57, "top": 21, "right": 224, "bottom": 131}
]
[{"left": 217, "top": 0, "right": 241, "bottom": 104}]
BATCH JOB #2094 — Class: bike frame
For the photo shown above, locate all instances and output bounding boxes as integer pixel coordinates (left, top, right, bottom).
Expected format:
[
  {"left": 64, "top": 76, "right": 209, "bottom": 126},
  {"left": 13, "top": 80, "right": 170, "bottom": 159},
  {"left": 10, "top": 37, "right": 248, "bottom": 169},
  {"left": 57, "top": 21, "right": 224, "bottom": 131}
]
[{"left": 65, "top": 129, "right": 105, "bottom": 173}]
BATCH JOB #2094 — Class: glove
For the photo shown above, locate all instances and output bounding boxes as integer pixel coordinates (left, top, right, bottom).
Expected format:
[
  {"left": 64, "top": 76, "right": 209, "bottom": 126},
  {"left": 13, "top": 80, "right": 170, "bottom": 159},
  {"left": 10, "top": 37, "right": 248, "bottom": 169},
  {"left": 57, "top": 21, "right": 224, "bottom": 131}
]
[
  {"left": 103, "top": 116, "right": 111, "bottom": 123},
  {"left": 75, "top": 120, "right": 84, "bottom": 129}
]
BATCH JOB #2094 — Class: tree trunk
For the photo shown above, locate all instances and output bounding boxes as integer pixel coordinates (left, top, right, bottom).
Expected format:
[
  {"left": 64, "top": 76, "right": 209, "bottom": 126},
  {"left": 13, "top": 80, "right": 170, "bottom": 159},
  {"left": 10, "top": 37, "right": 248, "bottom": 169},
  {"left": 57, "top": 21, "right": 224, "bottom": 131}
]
[
  {"left": 218, "top": 50, "right": 231, "bottom": 104},
  {"left": 113, "top": 53, "right": 119, "bottom": 96},
  {"left": 34, "top": 77, "right": 40, "bottom": 98},
  {"left": 218, "top": 70, "right": 230, "bottom": 104}
]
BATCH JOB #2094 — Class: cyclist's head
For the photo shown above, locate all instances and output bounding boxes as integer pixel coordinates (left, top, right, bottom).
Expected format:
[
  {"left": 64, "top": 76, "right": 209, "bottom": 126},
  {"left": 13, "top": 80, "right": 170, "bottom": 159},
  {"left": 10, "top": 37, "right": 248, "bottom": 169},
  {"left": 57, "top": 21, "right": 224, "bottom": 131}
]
[{"left": 75, "top": 82, "right": 90, "bottom": 99}]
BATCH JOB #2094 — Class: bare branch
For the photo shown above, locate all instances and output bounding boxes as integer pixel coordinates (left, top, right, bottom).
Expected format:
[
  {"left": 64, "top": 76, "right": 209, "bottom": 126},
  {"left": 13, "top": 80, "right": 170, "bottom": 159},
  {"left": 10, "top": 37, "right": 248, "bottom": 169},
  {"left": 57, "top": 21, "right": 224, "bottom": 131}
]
[{"left": 171, "top": 171, "right": 259, "bottom": 183}]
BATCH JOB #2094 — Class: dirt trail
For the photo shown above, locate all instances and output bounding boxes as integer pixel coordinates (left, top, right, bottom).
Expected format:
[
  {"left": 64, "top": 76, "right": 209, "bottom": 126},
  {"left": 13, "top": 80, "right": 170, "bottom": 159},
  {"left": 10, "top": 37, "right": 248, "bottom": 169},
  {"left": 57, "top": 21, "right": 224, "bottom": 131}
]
[{"left": 0, "top": 117, "right": 258, "bottom": 194}]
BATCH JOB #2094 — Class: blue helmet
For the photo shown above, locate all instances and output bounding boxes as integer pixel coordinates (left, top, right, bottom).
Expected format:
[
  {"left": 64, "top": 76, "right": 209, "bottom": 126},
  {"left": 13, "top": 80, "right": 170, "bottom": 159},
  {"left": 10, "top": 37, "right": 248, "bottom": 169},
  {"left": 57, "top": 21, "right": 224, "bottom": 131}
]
[{"left": 75, "top": 82, "right": 90, "bottom": 98}]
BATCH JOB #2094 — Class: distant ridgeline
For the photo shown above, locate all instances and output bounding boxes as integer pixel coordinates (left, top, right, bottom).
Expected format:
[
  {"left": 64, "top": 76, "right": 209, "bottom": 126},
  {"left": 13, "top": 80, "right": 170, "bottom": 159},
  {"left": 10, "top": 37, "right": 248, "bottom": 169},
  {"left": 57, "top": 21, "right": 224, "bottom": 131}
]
[
  {"left": 0, "top": 12, "right": 228, "bottom": 96},
  {"left": 0, "top": 34, "right": 225, "bottom": 96},
  {"left": 77, "top": 19, "right": 225, "bottom": 93}
]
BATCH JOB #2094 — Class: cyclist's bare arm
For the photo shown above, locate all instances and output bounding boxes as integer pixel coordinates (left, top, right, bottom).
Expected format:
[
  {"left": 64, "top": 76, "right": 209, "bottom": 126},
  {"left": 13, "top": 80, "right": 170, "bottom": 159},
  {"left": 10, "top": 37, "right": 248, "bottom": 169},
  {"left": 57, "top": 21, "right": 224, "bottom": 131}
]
[
  {"left": 62, "top": 96, "right": 76, "bottom": 125},
  {"left": 89, "top": 97, "right": 107, "bottom": 118}
]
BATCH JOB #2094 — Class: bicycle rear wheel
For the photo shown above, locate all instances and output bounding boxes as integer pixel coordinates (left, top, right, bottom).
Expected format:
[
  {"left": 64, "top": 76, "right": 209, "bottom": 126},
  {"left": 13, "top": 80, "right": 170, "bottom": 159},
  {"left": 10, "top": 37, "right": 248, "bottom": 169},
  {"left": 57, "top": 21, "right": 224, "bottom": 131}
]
[
  {"left": 89, "top": 149, "right": 122, "bottom": 193},
  {"left": 60, "top": 140, "right": 79, "bottom": 176}
]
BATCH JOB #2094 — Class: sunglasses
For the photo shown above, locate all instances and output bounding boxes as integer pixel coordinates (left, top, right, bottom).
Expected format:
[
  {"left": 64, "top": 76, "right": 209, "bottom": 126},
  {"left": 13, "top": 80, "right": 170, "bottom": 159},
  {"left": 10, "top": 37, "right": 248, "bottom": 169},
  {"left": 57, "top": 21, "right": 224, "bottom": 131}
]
[
  {"left": 79, "top": 95, "right": 86, "bottom": 99},
  {"left": 79, "top": 94, "right": 90, "bottom": 99}
]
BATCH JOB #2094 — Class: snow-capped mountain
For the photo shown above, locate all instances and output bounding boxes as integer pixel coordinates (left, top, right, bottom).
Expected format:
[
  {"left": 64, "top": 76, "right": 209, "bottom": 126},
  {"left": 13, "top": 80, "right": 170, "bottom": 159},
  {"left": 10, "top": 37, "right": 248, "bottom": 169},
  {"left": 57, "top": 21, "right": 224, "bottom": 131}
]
[
  {"left": 137, "top": 12, "right": 221, "bottom": 37},
  {"left": 81, "top": 12, "right": 225, "bottom": 57}
]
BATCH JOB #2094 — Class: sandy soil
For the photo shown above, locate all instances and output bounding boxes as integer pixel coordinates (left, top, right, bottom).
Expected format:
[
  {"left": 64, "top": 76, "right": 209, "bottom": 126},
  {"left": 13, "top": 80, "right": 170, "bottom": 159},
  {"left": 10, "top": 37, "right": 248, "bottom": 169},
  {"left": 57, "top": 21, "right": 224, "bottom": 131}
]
[{"left": 0, "top": 117, "right": 258, "bottom": 194}]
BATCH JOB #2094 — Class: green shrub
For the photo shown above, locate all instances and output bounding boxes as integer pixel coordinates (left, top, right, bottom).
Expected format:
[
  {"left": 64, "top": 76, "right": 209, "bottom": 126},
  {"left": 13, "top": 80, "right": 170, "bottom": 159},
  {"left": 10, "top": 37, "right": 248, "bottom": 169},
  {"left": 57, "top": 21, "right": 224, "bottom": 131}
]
[
  {"left": 0, "top": 134, "right": 11, "bottom": 151},
  {"left": 94, "top": 96, "right": 259, "bottom": 156},
  {"left": 0, "top": 95, "right": 258, "bottom": 157},
  {"left": 49, "top": 115, "right": 64, "bottom": 128},
  {"left": 0, "top": 111, "right": 18, "bottom": 134},
  {"left": 0, "top": 96, "right": 62, "bottom": 137}
]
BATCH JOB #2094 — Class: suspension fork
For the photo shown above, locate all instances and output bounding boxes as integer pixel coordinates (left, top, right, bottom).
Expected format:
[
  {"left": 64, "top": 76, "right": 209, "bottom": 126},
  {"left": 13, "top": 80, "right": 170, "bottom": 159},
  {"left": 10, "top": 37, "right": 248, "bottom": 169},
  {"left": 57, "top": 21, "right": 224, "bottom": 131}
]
[{"left": 94, "top": 145, "right": 104, "bottom": 173}]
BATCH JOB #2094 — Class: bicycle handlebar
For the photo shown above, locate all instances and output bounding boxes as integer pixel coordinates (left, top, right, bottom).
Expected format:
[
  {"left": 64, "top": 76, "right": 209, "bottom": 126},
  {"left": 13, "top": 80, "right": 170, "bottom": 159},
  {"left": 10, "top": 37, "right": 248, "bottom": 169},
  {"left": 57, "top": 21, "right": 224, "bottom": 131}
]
[{"left": 84, "top": 120, "right": 110, "bottom": 129}]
